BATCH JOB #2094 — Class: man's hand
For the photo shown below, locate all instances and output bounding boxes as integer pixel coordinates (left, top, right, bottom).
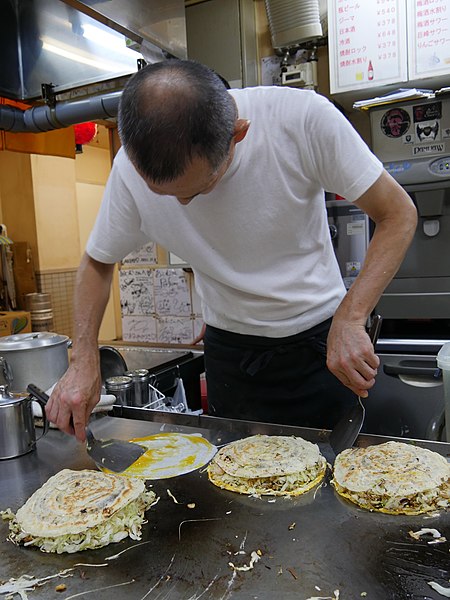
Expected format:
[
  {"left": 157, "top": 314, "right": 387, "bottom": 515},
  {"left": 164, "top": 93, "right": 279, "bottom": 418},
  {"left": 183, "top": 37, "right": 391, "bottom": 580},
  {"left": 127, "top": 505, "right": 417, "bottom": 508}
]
[
  {"left": 45, "top": 358, "right": 102, "bottom": 443},
  {"left": 326, "top": 319, "right": 380, "bottom": 398}
]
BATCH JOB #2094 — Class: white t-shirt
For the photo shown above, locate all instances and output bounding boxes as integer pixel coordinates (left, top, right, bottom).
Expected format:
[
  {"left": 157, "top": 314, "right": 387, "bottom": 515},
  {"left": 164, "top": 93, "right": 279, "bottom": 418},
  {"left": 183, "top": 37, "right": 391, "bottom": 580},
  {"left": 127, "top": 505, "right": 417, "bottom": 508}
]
[{"left": 87, "top": 86, "right": 383, "bottom": 338}]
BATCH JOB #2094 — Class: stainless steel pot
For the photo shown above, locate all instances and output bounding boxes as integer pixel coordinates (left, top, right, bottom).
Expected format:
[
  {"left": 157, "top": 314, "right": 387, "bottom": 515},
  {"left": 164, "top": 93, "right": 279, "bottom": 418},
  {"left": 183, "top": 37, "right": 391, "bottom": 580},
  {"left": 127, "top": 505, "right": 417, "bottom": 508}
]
[
  {"left": 0, "top": 332, "right": 70, "bottom": 392},
  {"left": 0, "top": 384, "right": 49, "bottom": 459}
]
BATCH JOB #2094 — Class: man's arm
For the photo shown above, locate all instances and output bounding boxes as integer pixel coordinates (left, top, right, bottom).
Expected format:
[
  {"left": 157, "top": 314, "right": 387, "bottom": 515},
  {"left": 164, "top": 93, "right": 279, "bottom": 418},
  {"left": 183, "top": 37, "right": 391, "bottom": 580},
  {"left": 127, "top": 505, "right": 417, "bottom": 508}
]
[
  {"left": 326, "top": 169, "right": 417, "bottom": 397},
  {"left": 45, "top": 253, "right": 115, "bottom": 442}
]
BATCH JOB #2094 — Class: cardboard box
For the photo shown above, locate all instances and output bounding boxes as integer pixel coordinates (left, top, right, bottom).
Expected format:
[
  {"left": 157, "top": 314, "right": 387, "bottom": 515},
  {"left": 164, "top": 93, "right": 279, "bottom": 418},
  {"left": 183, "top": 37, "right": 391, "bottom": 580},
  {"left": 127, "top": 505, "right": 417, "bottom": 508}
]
[{"left": 0, "top": 311, "right": 32, "bottom": 336}]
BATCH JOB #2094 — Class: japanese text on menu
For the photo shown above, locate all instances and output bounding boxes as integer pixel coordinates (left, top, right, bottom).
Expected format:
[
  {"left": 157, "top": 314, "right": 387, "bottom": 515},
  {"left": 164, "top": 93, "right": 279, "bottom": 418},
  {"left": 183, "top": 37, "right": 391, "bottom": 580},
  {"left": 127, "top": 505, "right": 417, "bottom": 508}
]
[
  {"left": 408, "top": 0, "right": 450, "bottom": 79},
  {"left": 329, "top": 0, "right": 408, "bottom": 93}
]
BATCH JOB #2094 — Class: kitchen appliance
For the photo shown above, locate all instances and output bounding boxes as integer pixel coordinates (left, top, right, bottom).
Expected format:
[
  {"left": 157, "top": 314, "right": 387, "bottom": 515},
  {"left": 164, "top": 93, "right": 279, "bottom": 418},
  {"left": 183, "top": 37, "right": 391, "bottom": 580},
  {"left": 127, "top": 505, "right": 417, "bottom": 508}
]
[
  {"left": 326, "top": 193, "right": 370, "bottom": 290},
  {"left": 0, "top": 384, "right": 48, "bottom": 459},
  {"left": 362, "top": 339, "right": 446, "bottom": 441},
  {"left": 1, "top": 411, "right": 448, "bottom": 598},
  {"left": 0, "top": 332, "right": 70, "bottom": 392},
  {"left": 369, "top": 95, "right": 450, "bottom": 324}
]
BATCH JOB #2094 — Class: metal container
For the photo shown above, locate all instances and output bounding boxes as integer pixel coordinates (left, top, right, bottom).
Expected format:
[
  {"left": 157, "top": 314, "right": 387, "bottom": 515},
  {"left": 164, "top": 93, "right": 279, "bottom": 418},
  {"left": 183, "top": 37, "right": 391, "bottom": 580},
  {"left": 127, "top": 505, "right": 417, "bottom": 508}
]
[
  {"left": 0, "top": 332, "right": 70, "bottom": 392},
  {"left": 0, "top": 384, "right": 48, "bottom": 459},
  {"left": 124, "top": 368, "right": 150, "bottom": 407},
  {"left": 105, "top": 375, "right": 133, "bottom": 406},
  {"left": 25, "top": 292, "right": 55, "bottom": 332}
]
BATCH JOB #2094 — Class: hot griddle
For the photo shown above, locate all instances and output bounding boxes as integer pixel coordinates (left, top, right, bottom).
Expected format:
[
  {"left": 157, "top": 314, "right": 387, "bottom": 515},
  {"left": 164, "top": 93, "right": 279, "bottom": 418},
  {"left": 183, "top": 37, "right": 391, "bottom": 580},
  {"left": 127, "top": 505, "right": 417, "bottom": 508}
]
[{"left": 0, "top": 412, "right": 449, "bottom": 600}]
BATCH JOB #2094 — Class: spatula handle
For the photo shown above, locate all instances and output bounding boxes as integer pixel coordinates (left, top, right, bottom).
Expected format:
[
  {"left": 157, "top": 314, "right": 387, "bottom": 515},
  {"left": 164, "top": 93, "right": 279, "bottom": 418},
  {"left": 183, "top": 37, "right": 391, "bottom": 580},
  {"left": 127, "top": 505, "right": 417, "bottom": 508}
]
[
  {"left": 27, "top": 384, "right": 50, "bottom": 403},
  {"left": 367, "top": 314, "right": 382, "bottom": 347}
]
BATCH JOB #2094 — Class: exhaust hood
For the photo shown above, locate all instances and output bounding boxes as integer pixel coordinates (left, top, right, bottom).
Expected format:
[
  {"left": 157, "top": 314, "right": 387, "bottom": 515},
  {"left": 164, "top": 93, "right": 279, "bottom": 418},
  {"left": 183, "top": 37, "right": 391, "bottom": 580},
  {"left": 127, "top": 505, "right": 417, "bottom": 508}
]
[{"left": 1, "top": 0, "right": 187, "bottom": 102}]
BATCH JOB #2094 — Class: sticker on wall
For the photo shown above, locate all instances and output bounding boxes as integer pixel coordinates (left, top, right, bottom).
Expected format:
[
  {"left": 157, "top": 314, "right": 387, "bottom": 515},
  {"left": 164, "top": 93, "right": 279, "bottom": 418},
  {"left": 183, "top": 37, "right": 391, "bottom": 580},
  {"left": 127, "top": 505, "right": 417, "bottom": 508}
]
[
  {"left": 346, "top": 220, "right": 366, "bottom": 236},
  {"left": 380, "top": 108, "right": 411, "bottom": 138},
  {"left": 346, "top": 261, "right": 361, "bottom": 277},
  {"left": 416, "top": 121, "right": 440, "bottom": 143},
  {"left": 413, "top": 101, "right": 442, "bottom": 143}
]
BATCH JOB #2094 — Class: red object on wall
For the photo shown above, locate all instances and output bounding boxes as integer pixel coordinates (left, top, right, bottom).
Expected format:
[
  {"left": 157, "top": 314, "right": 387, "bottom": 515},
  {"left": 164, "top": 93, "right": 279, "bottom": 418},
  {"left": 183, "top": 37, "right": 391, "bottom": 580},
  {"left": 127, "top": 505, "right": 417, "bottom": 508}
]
[{"left": 74, "top": 122, "right": 97, "bottom": 146}]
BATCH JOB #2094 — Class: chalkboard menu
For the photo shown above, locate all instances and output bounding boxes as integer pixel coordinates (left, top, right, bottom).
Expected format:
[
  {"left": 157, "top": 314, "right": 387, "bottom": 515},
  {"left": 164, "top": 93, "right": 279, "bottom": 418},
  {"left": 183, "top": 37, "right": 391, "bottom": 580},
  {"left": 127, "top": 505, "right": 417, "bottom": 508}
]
[{"left": 328, "top": 0, "right": 449, "bottom": 94}]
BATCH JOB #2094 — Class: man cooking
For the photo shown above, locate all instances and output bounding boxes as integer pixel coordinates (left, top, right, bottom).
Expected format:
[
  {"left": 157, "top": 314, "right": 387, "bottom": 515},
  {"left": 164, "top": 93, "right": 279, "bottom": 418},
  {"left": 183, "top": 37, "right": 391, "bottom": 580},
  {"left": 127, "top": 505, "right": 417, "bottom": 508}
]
[{"left": 46, "top": 59, "right": 417, "bottom": 442}]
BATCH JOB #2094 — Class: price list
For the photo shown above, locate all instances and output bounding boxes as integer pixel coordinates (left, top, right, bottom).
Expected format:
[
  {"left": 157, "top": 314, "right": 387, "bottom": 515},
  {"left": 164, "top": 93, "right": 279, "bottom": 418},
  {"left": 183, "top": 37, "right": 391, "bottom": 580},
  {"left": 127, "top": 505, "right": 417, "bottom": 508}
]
[
  {"left": 328, "top": 0, "right": 408, "bottom": 93},
  {"left": 408, "top": 0, "right": 450, "bottom": 79}
]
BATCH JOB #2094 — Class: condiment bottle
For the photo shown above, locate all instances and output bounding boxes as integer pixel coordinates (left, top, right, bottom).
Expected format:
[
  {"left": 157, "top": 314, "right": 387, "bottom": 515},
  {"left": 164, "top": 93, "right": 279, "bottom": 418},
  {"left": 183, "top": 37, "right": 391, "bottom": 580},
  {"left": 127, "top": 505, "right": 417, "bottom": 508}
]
[
  {"left": 105, "top": 375, "right": 133, "bottom": 406},
  {"left": 124, "top": 369, "right": 150, "bottom": 407}
]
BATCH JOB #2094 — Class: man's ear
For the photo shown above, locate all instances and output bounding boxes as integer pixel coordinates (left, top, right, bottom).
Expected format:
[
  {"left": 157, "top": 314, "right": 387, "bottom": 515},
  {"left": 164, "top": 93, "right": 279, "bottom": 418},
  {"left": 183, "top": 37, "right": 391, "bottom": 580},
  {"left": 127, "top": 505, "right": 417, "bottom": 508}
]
[{"left": 233, "top": 119, "right": 250, "bottom": 144}]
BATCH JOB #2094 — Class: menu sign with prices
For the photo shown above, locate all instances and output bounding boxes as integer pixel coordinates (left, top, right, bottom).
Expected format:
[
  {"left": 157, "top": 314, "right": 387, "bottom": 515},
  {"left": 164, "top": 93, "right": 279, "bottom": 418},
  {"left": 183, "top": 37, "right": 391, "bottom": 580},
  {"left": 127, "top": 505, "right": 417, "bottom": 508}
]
[
  {"left": 328, "top": 0, "right": 408, "bottom": 93},
  {"left": 408, "top": 0, "right": 450, "bottom": 80}
]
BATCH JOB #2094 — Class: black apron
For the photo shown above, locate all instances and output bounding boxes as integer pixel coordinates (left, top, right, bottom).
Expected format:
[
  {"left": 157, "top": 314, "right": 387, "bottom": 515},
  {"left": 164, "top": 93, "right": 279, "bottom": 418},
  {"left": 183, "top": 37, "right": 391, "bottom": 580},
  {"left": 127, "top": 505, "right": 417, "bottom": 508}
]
[{"left": 204, "top": 319, "right": 357, "bottom": 429}]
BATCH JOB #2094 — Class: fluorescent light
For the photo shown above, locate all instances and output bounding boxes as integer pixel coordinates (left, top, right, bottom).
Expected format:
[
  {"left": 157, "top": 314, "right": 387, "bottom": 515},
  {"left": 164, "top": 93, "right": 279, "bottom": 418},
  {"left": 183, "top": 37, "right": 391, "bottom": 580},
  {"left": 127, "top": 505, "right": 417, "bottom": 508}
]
[
  {"left": 42, "top": 41, "right": 129, "bottom": 72},
  {"left": 81, "top": 24, "right": 137, "bottom": 58}
]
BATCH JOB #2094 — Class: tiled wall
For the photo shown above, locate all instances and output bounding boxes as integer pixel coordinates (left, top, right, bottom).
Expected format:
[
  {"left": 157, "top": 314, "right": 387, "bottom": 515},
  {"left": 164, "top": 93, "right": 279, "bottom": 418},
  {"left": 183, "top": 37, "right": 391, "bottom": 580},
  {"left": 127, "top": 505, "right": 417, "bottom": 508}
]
[{"left": 35, "top": 269, "right": 77, "bottom": 337}]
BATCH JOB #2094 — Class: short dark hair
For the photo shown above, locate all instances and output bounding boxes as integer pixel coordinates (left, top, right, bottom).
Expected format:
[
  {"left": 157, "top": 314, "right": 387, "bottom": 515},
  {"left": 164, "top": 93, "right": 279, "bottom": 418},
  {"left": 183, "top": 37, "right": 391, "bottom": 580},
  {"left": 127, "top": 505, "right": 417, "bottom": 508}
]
[{"left": 118, "top": 59, "right": 237, "bottom": 183}]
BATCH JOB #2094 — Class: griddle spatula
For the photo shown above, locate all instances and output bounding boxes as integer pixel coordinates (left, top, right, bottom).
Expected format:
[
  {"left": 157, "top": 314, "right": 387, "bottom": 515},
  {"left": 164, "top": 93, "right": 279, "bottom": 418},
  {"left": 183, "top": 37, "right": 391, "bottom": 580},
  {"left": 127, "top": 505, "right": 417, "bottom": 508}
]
[
  {"left": 27, "top": 384, "right": 146, "bottom": 473},
  {"left": 329, "top": 315, "right": 382, "bottom": 457}
]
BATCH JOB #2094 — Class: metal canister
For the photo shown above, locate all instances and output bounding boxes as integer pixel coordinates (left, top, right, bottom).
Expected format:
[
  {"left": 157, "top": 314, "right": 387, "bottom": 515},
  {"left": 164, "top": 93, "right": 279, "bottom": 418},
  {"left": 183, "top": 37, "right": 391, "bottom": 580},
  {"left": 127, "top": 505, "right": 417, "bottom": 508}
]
[
  {"left": 124, "top": 369, "right": 150, "bottom": 407},
  {"left": 104, "top": 375, "right": 133, "bottom": 406}
]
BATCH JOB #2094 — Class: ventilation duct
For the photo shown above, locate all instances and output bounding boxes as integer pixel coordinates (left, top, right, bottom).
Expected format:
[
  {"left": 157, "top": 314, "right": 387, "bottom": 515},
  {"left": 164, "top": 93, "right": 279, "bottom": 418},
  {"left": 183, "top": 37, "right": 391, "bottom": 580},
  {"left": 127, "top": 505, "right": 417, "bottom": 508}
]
[
  {"left": 0, "top": 91, "right": 121, "bottom": 133},
  {"left": 264, "top": 0, "right": 323, "bottom": 50}
]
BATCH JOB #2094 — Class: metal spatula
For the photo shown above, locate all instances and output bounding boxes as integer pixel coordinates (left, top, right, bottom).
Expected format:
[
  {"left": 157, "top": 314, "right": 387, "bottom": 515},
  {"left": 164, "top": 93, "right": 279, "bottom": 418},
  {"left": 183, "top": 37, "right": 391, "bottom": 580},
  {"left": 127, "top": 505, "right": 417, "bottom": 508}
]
[
  {"left": 27, "top": 384, "right": 146, "bottom": 473},
  {"left": 329, "top": 314, "right": 382, "bottom": 457}
]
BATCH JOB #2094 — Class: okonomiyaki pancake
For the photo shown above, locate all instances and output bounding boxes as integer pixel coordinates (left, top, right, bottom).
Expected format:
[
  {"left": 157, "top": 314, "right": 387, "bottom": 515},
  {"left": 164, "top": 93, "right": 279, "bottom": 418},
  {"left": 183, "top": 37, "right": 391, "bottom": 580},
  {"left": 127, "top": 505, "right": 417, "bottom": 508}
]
[
  {"left": 3, "top": 469, "right": 156, "bottom": 553},
  {"left": 331, "top": 441, "right": 450, "bottom": 515},
  {"left": 207, "top": 434, "right": 327, "bottom": 496}
]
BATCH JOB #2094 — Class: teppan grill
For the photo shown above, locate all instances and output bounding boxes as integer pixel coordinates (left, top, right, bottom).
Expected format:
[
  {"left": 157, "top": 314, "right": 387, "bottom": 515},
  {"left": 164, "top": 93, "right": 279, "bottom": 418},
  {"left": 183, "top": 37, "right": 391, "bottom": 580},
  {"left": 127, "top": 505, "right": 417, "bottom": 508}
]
[{"left": 0, "top": 411, "right": 449, "bottom": 600}]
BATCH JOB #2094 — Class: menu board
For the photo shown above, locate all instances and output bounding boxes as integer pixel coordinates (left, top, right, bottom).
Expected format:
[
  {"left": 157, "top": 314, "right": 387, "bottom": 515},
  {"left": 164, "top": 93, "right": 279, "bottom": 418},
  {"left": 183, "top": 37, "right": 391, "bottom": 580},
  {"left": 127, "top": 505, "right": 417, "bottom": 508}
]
[
  {"left": 328, "top": 0, "right": 408, "bottom": 93},
  {"left": 408, "top": 0, "right": 450, "bottom": 79}
]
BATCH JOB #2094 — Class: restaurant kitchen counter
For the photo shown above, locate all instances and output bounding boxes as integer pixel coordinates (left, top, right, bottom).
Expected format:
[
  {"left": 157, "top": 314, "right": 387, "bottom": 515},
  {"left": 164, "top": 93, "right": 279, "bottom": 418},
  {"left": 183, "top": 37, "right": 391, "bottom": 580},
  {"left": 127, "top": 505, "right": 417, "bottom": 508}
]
[
  {"left": 98, "top": 343, "right": 205, "bottom": 410},
  {"left": 1, "top": 412, "right": 449, "bottom": 600}
]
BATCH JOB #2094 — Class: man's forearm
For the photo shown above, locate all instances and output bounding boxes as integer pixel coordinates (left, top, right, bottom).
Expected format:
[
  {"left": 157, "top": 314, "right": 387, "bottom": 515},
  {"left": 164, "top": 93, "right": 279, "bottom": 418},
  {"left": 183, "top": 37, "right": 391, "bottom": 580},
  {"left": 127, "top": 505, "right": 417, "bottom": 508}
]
[
  {"left": 71, "top": 253, "right": 115, "bottom": 360},
  {"left": 334, "top": 171, "right": 417, "bottom": 326},
  {"left": 334, "top": 208, "right": 416, "bottom": 325},
  {"left": 326, "top": 171, "right": 417, "bottom": 397}
]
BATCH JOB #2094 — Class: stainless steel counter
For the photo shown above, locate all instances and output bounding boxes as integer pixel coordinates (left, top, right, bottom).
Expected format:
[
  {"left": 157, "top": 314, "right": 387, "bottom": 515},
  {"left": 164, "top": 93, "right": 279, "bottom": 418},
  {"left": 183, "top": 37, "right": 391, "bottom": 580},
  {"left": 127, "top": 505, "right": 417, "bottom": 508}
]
[{"left": 1, "top": 413, "right": 449, "bottom": 600}]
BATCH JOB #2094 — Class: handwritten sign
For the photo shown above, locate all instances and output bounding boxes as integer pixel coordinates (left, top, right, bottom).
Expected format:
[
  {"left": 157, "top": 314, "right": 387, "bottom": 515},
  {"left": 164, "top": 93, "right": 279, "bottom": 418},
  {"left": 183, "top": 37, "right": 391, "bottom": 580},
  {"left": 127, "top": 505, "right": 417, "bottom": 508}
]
[
  {"left": 153, "top": 269, "right": 191, "bottom": 316},
  {"left": 122, "top": 242, "right": 157, "bottom": 265},
  {"left": 122, "top": 315, "right": 157, "bottom": 343},
  {"left": 408, "top": 0, "right": 450, "bottom": 79},
  {"left": 156, "top": 316, "right": 194, "bottom": 344},
  {"left": 119, "top": 269, "right": 155, "bottom": 316},
  {"left": 328, "top": 0, "right": 408, "bottom": 93}
]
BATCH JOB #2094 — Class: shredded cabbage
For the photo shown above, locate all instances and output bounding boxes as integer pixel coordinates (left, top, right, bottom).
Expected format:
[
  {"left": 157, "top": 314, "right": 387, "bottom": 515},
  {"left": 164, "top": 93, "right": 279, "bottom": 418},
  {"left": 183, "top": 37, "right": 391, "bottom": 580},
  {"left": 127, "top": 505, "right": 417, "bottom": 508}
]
[
  {"left": 4, "top": 490, "right": 156, "bottom": 554},
  {"left": 209, "top": 459, "right": 326, "bottom": 495},
  {"left": 332, "top": 479, "right": 449, "bottom": 515}
]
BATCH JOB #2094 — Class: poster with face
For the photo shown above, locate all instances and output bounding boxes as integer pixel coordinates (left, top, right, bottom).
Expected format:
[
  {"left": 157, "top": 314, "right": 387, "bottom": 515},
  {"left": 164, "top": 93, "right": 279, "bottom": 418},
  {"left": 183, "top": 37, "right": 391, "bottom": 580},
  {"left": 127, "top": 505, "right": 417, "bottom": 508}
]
[{"left": 380, "top": 108, "right": 411, "bottom": 138}]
